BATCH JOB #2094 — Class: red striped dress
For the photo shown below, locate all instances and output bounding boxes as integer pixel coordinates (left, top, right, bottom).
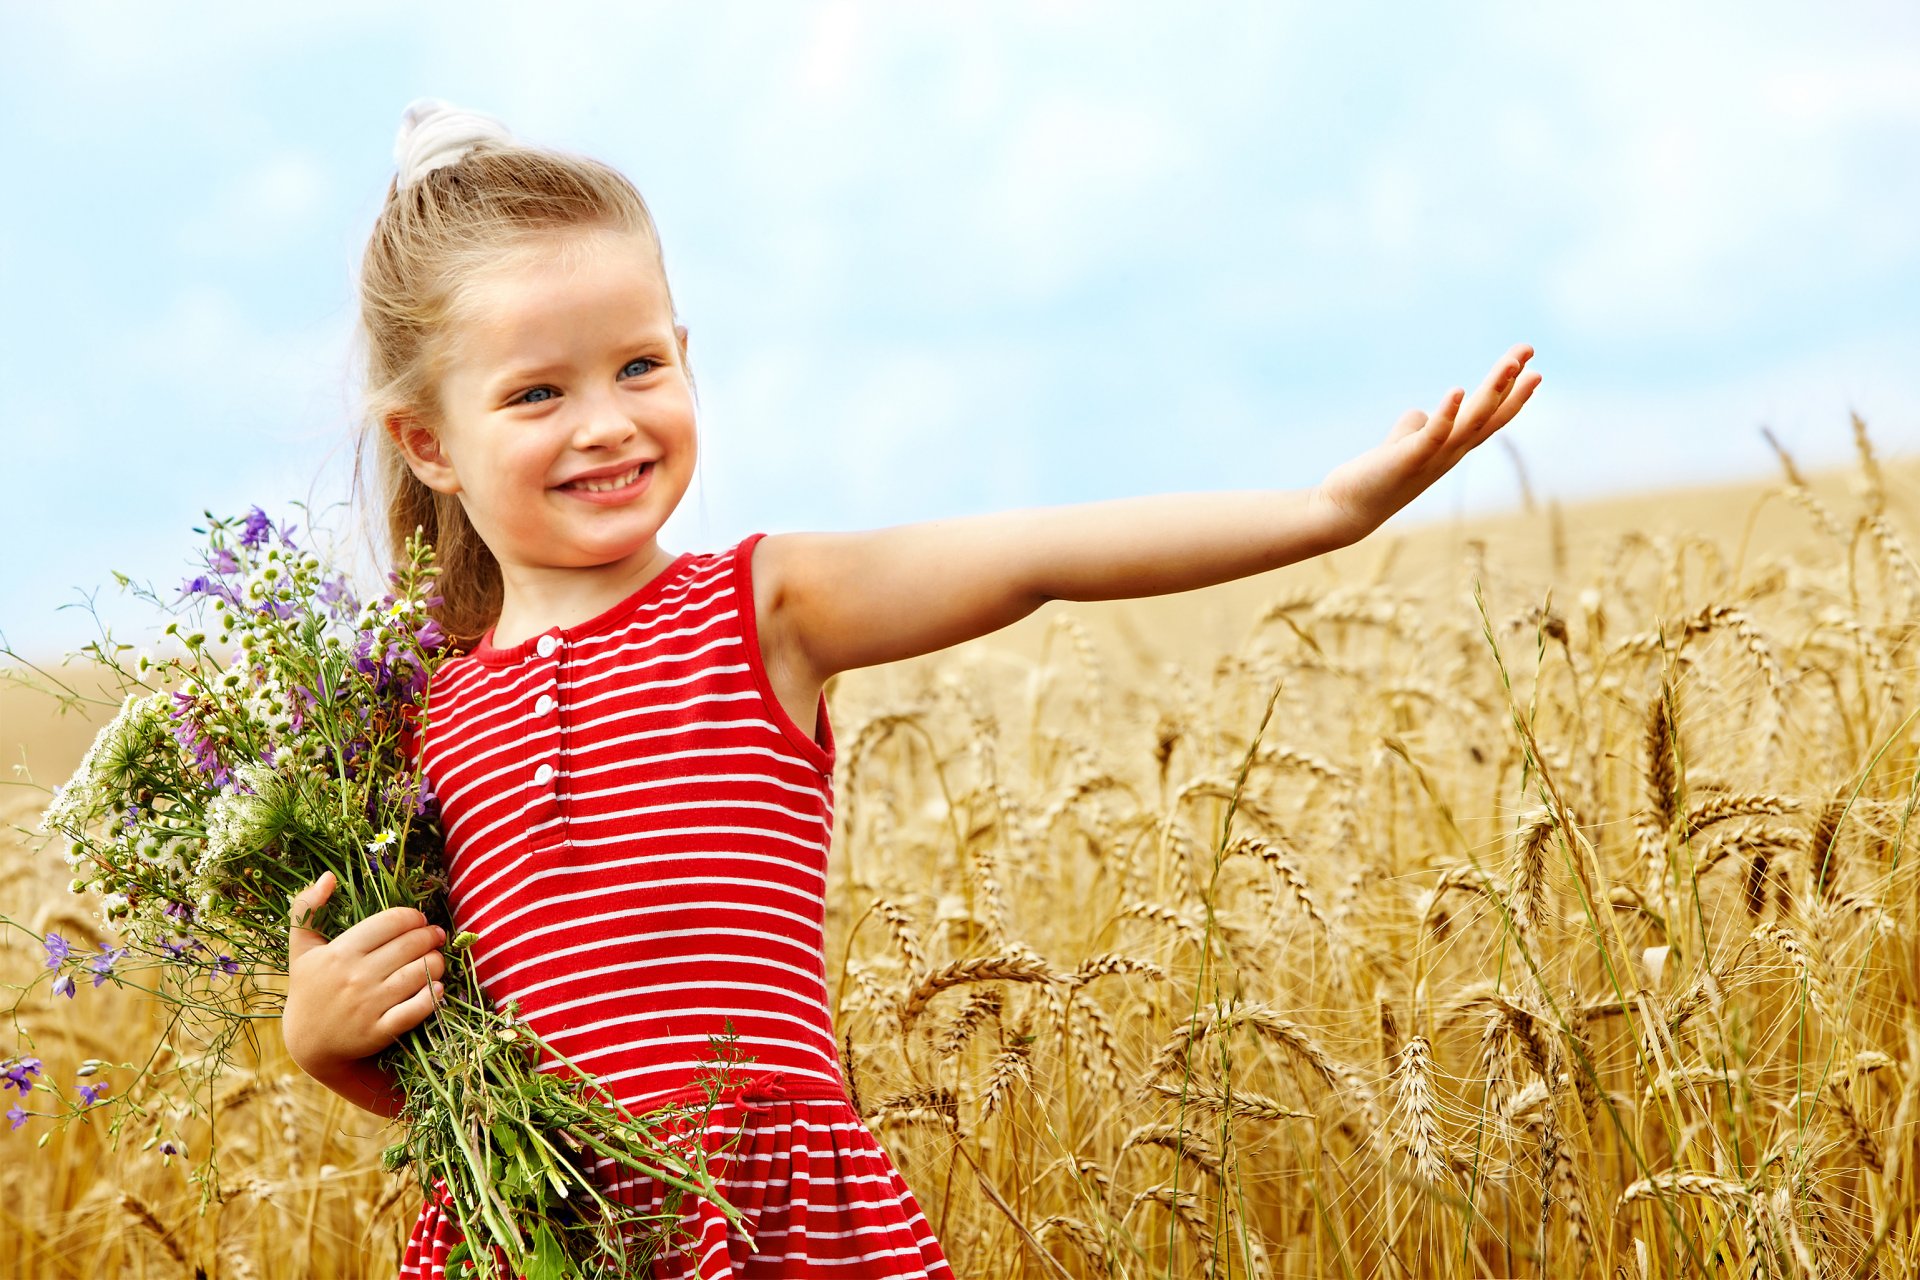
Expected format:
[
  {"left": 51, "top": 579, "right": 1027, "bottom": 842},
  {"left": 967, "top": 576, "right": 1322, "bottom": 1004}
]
[{"left": 396, "top": 532, "right": 952, "bottom": 1279}]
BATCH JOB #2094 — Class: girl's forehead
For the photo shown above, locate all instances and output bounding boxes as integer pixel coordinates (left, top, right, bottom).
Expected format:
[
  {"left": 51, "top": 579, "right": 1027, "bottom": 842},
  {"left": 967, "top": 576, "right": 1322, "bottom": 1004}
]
[{"left": 455, "top": 232, "right": 673, "bottom": 355}]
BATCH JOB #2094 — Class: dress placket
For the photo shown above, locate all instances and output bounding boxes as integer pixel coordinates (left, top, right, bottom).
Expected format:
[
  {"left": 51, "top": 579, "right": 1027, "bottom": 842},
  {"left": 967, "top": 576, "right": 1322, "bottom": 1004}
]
[{"left": 526, "top": 631, "right": 567, "bottom": 853}]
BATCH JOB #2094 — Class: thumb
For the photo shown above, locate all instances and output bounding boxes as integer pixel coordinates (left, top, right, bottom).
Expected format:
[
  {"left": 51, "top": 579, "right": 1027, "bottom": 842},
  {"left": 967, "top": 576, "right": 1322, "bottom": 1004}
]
[{"left": 289, "top": 870, "right": 336, "bottom": 964}]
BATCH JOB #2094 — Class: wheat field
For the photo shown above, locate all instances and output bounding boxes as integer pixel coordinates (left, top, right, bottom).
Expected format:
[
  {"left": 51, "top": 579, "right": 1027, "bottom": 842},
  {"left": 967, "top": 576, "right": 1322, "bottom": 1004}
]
[{"left": 4, "top": 430, "right": 1918, "bottom": 1278}]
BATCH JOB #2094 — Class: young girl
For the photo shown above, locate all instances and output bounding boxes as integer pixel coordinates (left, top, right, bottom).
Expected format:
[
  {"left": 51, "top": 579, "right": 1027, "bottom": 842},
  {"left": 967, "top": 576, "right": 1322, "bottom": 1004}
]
[{"left": 280, "top": 98, "right": 1540, "bottom": 1279}]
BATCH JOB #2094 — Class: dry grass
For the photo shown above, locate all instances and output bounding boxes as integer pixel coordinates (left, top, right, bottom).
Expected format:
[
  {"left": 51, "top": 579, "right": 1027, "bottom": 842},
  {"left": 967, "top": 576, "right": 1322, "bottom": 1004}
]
[{"left": 4, "top": 445, "right": 1920, "bottom": 1277}]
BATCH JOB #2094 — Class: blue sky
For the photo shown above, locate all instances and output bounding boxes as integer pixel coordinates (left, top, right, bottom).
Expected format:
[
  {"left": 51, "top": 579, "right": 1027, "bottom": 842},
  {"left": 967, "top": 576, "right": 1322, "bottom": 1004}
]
[{"left": 2, "top": 2, "right": 1916, "bottom": 659}]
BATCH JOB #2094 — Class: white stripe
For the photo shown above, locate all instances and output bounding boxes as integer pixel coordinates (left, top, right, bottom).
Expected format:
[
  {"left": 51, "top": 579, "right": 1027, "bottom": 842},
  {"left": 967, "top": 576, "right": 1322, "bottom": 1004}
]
[
  {"left": 473, "top": 869, "right": 822, "bottom": 944},
  {"left": 542, "top": 1048, "right": 842, "bottom": 1093},
  {"left": 507, "top": 947, "right": 830, "bottom": 1005},
  {"left": 481, "top": 905, "right": 825, "bottom": 987},
  {"left": 457, "top": 831, "right": 828, "bottom": 931},
  {"left": 554, "top": 1020, "right": 838, "bottom": 1073},
  {"left": 544, "top": 1002, "right": 837, "bottom": 1051},
  {"left": 529, "top": 975, "right": 826, "bottom": 1028},
  {"left": 457, "top": 846, "right": 824, "bottom": 939}
]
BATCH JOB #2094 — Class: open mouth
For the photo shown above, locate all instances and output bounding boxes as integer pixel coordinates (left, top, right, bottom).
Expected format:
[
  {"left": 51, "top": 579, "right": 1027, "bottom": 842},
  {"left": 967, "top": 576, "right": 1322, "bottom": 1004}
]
[{"left": 560, "top": 461, "right": 653, "bottom": 494}]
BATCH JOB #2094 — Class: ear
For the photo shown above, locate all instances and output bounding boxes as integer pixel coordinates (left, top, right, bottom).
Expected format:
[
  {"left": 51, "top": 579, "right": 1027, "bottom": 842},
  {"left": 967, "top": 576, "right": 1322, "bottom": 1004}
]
[
  {"left": 384, "top": 412, "right": 462, "bottom": 495},
  {"left": 675, "top": 323, "right": 689, "bottom": 361}
]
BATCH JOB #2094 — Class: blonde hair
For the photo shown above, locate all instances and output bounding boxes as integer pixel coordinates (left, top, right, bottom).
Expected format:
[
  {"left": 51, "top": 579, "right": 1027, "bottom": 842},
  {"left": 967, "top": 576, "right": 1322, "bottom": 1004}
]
[{"left": 351, "top": 134, "right": 690, "bottom": 651}]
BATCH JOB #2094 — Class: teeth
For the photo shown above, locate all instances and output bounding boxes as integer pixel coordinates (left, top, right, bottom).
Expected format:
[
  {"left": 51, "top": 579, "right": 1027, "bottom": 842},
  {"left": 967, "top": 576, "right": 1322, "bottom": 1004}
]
[{"left": 568, "top": 462, "right": 647, "bottom": 493}]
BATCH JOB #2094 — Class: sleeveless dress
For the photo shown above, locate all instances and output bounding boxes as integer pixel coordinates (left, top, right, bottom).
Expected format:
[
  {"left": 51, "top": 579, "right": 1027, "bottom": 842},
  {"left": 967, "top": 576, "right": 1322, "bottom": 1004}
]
[{"left": 395, "top": 533, "right": 953, "bottom": 1279}]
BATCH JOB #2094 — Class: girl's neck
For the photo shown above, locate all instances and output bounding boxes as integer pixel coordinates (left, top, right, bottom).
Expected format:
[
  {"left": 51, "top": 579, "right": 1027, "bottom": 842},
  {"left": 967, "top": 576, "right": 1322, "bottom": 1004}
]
[{"left": 489, "top": 544, "right": 680, "bottom": 649}]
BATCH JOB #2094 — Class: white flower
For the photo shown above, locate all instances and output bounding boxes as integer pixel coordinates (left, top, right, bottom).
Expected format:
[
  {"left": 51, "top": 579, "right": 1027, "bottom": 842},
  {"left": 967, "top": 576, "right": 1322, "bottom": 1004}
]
[
  {"left": 367, "top": 830, "right": 398, "bottom": 853},
  {"left": 40, "top": 691, "right": 172, "bottom": 840}
]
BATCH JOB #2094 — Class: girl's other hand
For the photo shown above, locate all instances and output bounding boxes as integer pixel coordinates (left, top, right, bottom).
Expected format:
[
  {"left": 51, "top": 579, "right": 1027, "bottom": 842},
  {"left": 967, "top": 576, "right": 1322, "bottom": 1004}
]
[
  {"left": 1308, "top": 343, "right": 1541, "bottom": 545},
  {"left": 282, "top": 870, "right": 448, "bottom": 1071}
]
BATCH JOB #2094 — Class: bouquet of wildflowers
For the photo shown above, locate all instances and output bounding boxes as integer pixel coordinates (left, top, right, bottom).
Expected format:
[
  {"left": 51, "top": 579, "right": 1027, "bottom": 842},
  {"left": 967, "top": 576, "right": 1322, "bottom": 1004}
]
[{"left": 1, "top": 506, "right": 756, "bottom": 1280}]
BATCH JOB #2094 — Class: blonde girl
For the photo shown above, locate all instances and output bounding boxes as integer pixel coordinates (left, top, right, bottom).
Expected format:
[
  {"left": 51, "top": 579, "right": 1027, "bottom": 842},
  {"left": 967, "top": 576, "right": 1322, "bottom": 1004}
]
[{"left": 280, "top": 98, "right": 1540, "bottom": 1279}]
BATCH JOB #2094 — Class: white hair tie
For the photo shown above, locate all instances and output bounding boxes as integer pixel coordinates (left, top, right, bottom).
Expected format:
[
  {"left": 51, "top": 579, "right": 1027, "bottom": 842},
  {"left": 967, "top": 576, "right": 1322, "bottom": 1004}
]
[{"left": 393, "top": 97, "right": 515, "bottom": 189}]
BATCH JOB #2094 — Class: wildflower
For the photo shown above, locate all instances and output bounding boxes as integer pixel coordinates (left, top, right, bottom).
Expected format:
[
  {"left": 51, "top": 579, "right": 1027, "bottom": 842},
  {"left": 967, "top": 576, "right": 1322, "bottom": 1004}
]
[
  {"left": 169, "top": 692, "right": 229, "bottom": 783},
  {"left": 51, "top": 974, "right": 77, "bottom": 999},
  {"left": 240, "top": 506, "right": 274, "bottom": 549},
  {"left": 319, "top": 573, "right": 359, "bottom": 617},
  {"left": 159, "top": 938, "right": 205, "bottom": 962},
  {"left": 211, "top": 546, "right": 241, "bottom": 574},
  {"left": 77, "top": 1082, "right": 108, "bottom": 1106},
  {"left": 3, "top": 1058, "right": 41, "bottom": 1094},
  {"left": 213, "top": 955, "right": 240, "bottom": 976},
  {"left": 39, "top": 691, "right": 163, "bottom": 838},
  {"left": 6, "top": 1105, "right": 25, "bottom": 1132},
  {"left": 163, "top": 899, "right": 195, "bottom": 924},
  {"left": 89, "top": 944, "right": 130, "bottom": 987},
  {"left": 42, "top": 932, "right": 71, "bottom": 969}
]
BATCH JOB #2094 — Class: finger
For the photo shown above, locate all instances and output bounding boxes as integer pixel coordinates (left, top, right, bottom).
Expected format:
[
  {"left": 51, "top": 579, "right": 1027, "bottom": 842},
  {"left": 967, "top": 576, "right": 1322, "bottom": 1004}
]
[
  {"left": 1427, "top": 387, "right": 1464, "bottom": 437},
  {"left": 1481, "top": 370, "right": 1544, "bottom": 435},
  {"left": 1460, "top": 354, "right": 1524, "bottom": 429},
  {"left": 1385, "top": 407, "right": 1427, "bottom": 444},
  {"left": 334, "top": 905, "right": 437, "bottom": 958},
  {"left": 383, "top": 951, "right": 446, "bottom": 1008},
  {"left": 378, "top": 977, "right": 446, "bottom": 1040},
  {"left": 288, "top": 871, "right": 337, "bottom": 963},
  {"left": 368, "top": 917, "right": 446, "bottom": 972}
]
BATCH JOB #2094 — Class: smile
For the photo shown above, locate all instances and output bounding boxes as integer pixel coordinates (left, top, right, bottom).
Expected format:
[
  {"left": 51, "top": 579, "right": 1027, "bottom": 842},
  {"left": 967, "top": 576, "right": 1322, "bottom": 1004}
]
[{"left": 558, "top": 460, "right": 654, "bottom": 502}]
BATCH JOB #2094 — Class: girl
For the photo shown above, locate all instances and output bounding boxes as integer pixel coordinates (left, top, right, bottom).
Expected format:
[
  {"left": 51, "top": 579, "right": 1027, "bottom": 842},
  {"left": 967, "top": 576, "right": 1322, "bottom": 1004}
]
[{"left": 280, "top": 98, "right": 1540, "bottom": 1279}]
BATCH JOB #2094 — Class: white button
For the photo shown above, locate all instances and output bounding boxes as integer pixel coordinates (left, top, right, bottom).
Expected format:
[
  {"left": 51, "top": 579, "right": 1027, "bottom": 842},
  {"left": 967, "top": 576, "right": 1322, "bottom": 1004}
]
[
  {"left": 535, "top": 694, "right": 555, "bottom": 717},
  {"left": 536, "top": 635, "right": 559, "bottom": 658},
  {"left": 533, "top": 763, "right": 555, "bottom": 786}
]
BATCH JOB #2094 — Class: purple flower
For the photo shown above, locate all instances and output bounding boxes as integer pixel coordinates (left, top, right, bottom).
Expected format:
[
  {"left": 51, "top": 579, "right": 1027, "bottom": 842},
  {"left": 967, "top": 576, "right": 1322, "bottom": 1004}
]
[
  {"left": 176, "top": 569, "right": 244, "bottom": 608},
  {"left": 240, "top": 506, "right": 274, "bottom": 549},
  {"left": 319, "top": 574, "right": 360, "bottom": 618},
  {"left": 88, "top": 944, "right": 130, "bottom": 987},
  {"left": 211, "top": 547, "right": 241, "bottom": 574},
  {"left": 3, "top": 1058, "right": 41, "bottom": 1095},
  {"left": 213, "top": 955, "right": 240, "bottom": 976},
  {"left": 51, "top": 974, "right": 77, "bottom": 999},
  {"left": 6, "top": 1105, "right": 25, "bottom": 1132},
  {"left": 415, "top": 618, "right": 446, "bottom": 650},
  {"left": 159, "top": 937, "right": 204, "bottom": 962},
  {"left": 163, "top": 899, "right": 195, "bottom": 924},
  {"left": 43, "top": 932, "right": 71, "bottom": 969},
  {"left": 169, "top": 693, "right": 232, "bottom": 785},
  {"left": 77, "top": 1082, "right": 107, "bottom": 1106},
  {"left": 159, "top": 1140, "right": 178, "bottom": 1155}
]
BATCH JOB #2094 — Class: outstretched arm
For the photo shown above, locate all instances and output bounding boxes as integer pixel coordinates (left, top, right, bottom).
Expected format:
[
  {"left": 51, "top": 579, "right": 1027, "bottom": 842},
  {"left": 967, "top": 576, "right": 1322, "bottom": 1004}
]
[{"left": 768, "top": 344, "right": 1540, "bottom": 683}]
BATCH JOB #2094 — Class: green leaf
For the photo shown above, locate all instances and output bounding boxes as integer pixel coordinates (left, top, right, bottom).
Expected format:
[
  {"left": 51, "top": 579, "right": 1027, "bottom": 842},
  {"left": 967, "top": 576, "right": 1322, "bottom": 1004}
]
[{"left": 523, "top": 1220, "right": 570, "bottom": 1280}]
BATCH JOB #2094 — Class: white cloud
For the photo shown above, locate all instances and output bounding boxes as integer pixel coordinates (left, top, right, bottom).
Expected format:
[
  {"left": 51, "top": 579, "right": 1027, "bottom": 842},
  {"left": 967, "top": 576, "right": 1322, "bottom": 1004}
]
[{"left": 177, "top": 152, "right": 332, "bottom": 260}]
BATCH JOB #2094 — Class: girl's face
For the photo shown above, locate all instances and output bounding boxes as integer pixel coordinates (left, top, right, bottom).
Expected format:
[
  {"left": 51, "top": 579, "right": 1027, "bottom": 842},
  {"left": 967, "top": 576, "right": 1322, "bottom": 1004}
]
[{"left": 406, "top": 227, "right": 697, "bottom": 588}]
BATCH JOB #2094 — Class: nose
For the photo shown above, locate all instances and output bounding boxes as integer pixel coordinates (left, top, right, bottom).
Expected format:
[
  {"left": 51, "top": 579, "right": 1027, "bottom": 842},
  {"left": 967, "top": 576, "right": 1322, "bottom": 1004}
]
[{"left": 570, "top": 390, "right": 639, "bottom": 451}]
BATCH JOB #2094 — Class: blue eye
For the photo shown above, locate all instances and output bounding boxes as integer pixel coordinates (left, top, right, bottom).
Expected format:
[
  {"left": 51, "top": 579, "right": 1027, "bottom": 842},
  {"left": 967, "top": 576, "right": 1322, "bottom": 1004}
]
[{"left": 510, "top": 358, "right": 660, "bottom": 406}]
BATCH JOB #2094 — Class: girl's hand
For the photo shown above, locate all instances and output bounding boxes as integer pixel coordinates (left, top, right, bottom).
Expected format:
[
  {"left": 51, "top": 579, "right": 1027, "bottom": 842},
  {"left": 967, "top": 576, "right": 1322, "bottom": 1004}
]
[
  {"left": 282, "top": 870, "right": 448, "bottom": 1071},
  {"left": 1308, "top": 343, "right": 1541, "bottom": 545}
]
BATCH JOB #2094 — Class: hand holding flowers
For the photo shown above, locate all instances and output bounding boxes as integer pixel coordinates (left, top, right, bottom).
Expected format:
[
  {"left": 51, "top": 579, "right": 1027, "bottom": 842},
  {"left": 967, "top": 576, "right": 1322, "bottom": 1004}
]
[{"left": 2, "top": 505, "right": 754, "bottom": 1279}]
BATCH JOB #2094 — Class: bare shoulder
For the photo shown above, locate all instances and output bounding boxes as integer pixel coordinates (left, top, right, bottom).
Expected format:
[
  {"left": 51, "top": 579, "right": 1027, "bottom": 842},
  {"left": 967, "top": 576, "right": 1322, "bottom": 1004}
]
[{"left": 748, "top": 533, "right": 827, "bottom": 737}]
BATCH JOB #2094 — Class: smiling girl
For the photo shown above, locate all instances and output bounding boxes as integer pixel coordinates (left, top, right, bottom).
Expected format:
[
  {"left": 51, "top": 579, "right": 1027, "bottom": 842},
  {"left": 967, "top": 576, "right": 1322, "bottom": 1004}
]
[{"left": 279, "top": 97, "right": 1539, "bottom": 1280}]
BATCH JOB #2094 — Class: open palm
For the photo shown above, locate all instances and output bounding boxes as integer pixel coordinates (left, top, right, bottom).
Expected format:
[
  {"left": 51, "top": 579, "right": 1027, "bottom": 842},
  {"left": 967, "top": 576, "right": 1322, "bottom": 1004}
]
[{"left": 1310, "top": 344, "right": 1542, "bottom": 544}]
